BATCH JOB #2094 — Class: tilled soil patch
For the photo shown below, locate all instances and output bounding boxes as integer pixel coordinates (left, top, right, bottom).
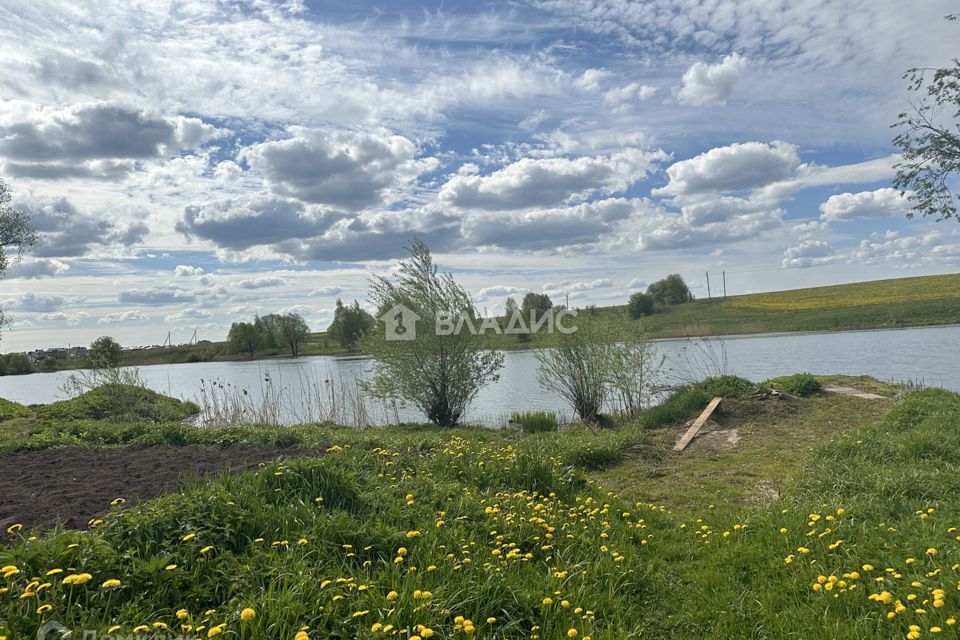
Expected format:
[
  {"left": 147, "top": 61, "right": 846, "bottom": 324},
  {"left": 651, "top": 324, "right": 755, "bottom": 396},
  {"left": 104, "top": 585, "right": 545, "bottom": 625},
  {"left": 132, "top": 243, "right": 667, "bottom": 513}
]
[{"left": 0, "top": 444, "right": 318, "bottom": 534}]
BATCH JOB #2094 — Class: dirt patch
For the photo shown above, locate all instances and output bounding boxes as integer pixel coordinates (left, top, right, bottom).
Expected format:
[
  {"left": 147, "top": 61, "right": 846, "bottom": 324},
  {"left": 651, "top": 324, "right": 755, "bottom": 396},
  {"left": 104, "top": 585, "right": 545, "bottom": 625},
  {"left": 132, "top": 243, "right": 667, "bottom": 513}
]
[{"left": 0, "top": 444, "right": 319, "bottom": 534}]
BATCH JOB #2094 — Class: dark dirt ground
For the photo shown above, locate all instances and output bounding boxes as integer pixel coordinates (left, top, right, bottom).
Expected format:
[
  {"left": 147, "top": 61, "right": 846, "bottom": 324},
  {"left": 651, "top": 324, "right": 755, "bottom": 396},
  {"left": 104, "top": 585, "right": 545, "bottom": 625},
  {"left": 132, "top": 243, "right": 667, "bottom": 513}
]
[{"left": 0, "top": 444, "right": 318, "bottom": 533}]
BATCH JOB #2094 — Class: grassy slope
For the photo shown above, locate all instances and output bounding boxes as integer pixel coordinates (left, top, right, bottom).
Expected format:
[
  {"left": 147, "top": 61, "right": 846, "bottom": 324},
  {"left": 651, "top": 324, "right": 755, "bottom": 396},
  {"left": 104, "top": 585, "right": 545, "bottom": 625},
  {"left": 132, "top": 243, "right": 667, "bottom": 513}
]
[{"left": 2, "top": 376, "right": 960, "bottom": 639}]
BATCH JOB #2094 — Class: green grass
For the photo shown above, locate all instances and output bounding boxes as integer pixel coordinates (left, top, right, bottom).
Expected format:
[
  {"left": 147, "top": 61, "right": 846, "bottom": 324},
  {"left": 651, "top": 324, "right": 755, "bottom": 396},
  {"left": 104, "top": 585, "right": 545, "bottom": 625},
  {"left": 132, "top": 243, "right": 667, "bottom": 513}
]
[
  {"left": 510, "top": 411, "right": 559, "bottom": 434},
  {"left": 35, "top": 384, "right": 200, "bottom": 423},
  {"left": 492, "top": 272, "right": 960, "bottom": 347},
  {"left": 2, "top": 376, "right": 960, "bottom": 639},
  {"left": 0, "top": 397, "right": 32, "bottom": 421}
]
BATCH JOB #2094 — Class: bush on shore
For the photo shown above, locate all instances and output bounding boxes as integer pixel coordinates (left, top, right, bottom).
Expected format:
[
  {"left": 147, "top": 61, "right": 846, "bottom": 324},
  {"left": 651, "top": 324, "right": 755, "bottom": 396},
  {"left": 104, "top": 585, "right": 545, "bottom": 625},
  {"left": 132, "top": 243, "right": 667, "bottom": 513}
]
[
  {"left": 0, "top": 397, "right": 32, "bottom": 421},
  {"left": 37, "top": 384, "right": 200, "bottom": 423},
  {"left": 766, "top": 373, "right": 822, "bottom": 397}
]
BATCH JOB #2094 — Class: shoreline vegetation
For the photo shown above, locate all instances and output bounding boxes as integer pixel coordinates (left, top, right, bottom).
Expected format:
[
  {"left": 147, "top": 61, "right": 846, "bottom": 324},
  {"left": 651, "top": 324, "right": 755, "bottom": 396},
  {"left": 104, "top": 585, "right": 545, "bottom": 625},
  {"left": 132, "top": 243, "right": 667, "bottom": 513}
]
[
  {"left": 5, "top": 272, "right": 959, "bottom": 375},
  {"left": 3, "top": 374, "right": 960, "bottom": 639}
]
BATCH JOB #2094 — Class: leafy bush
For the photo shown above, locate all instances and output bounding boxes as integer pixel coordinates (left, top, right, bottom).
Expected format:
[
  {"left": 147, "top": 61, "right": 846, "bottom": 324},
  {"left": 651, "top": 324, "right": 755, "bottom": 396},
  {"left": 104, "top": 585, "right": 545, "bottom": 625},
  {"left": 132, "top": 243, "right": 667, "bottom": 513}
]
[
  {"left": 0, "top": 397, "right": 32, "bottom": 421},
  {"left": 510, "top": 411, "right": 558, "bottom": 433},
  {"left": 37, "top": 384, "right": 200, "bottom": 423},
  {"left": 627, "top": 292, "right": 655, "bottom": 318},
  {"left": 696, "top": 375, "right": 757, "bottom": 399},
  {"left": 766, "top": 373, "right": 822, "bottom": 397}
]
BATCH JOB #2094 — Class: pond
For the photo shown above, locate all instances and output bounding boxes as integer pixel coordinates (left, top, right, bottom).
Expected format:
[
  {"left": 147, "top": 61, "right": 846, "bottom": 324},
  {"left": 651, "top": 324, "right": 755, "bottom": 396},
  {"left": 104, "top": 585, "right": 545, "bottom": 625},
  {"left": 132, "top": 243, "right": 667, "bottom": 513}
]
[{"left": 2, "top": 324, "right": 958, "bottom": 426}]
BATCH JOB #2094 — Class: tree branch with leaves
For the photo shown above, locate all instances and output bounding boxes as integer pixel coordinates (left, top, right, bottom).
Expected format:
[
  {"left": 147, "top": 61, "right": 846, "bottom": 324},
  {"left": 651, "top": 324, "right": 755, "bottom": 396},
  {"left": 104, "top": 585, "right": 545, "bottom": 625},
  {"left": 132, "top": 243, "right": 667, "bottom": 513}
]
[{"left": 892, "top": 14, "right": 960, "bottom": 221}]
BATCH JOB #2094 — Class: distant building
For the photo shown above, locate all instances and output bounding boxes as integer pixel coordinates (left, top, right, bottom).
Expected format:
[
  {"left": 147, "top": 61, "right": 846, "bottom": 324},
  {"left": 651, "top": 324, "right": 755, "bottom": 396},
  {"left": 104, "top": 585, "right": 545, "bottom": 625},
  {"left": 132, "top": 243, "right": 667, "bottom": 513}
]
[{"left": 26, "top": 346, "right": 88, "bottom": 364}]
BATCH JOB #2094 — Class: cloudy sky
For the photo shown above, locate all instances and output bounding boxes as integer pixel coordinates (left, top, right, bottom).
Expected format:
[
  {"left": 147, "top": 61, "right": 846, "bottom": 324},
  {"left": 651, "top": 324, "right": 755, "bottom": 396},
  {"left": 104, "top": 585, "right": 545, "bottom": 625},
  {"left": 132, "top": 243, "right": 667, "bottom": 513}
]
[{"left": 0, "top": 0, "right": 958, "bottom": 351}]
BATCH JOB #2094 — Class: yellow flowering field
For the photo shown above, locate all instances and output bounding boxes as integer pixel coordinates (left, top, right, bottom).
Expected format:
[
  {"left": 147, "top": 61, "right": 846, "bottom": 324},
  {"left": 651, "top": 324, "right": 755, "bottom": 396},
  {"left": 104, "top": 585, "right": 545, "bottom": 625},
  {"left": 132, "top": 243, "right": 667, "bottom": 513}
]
[
  {"left": 1, "top": 386, "right": 959, "bottom": 639},
  {"left": 725, "top": 273, "right": 960, "bottom": 311}
]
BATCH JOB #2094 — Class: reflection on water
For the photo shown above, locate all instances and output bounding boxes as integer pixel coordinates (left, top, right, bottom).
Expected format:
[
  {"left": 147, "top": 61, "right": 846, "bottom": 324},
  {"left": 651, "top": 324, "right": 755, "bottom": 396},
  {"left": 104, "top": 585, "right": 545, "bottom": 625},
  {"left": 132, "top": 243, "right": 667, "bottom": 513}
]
[{"left": 2, "top": 324, "right": 958, "bottom": 426}]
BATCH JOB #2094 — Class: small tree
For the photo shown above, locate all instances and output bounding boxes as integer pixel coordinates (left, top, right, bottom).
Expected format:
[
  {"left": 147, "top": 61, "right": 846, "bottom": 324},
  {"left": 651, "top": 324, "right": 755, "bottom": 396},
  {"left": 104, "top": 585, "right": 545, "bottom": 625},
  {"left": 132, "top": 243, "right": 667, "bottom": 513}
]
[
  {"left": 363, "top": 239, "right": 503, "bottom": 427},
  {"left": 279, "top": 313, "right": 310, "bottom": 357},
  {"left": 89, "top": 336, "right": 123, "bottom": 367},
  {"left": 2, "top": 352, "right": 33, "bottom": 375},
  {"left": 892, "top": 14, "right": 960, "bottom": 221},
  {"left": 607, "top": 332, "right": 664, "bottom": 417},
  {"left": 328, "top": 299, "right": 374, "bottom": 349},
  {"left": 536, "top": 317, "right": 662, "bottom": 424},
  {"left": 535, "top": 317, "right": 614, "bottom": 425},
  {"left": 0, "top": 177, "right": 38, "bottom": 340},
  {"left": 521, "top": 292, "right": 553, "bottom": 321},
  {"left": 227, "top": 321, "right": 262, "bottom": 358},
  {"left": 628, "top": 292, "right": 655, "bottom": 318},
  {"left": 647, "top": 274, "right": 694, "bottom": 305},
  {"left": 254, "top": 314, "right": 283, "bottom": 349}
]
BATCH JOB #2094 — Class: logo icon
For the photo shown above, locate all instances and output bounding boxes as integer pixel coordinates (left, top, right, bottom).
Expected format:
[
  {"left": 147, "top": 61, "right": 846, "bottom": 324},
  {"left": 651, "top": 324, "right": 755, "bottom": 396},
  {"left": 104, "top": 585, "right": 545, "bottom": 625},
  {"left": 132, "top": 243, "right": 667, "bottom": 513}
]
[
  {"left": 380, "top": 304, "right": 420, "bottom": 341},
  {"left": 36, "top": 620, "right": 71, "bottom": 640}
]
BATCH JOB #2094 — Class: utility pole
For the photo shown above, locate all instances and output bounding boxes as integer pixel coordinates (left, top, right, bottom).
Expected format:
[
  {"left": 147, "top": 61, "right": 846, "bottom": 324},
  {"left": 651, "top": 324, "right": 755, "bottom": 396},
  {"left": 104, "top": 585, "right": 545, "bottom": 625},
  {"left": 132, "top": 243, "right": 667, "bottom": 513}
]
[
  {"left": 706, "top": 271, "right": 712, "bottom": 299},
  {"left": 723, "top": 270, "right": 727, "bottom": 298},
  {"left": 565, "top": 293, "right": 569, "bottom": 309}
]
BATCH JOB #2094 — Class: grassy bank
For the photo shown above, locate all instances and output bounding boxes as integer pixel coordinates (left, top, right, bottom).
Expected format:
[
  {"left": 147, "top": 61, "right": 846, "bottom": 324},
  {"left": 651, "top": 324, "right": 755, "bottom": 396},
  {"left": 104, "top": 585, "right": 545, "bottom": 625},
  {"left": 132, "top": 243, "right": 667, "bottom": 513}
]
[{"left": 3, "top": 375, "right": 959, "bottom": 638}]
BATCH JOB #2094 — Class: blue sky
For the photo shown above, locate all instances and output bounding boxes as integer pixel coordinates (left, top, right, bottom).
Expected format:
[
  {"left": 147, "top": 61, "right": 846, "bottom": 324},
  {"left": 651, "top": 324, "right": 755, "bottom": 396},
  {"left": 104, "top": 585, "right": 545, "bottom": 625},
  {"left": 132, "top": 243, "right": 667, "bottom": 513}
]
[{"left": 0, "top": 0, "right": 958, "bottom": 351}]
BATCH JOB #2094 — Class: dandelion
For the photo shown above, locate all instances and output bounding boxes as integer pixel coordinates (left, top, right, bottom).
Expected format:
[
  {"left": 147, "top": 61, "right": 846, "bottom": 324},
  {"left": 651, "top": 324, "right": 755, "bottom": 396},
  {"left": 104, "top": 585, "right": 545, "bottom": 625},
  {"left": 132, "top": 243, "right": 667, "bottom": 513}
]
[
  {"left": 177, "top": 610, "right": 190, "bottom": 620},
  {"left": 37, "top": 604, "right": 53, "bottom": 614},
  {"left": 486, "top": 617, "right": 496, "bottom": 624},
  {"left": 567, "top": 629, "right": 578, "bottom": 638},
  {"left": 101, "top": 579, "right": 121, "bottom": 589},
  {"left": 208, "top": 624, "right": 226, "bottom": 637},
  {"left": 6, "top": 524, "right": 22, "bottom": 534},
  {"left": 241, "top": 608, "right": 256, "bottom": 621},
  {"left": 165, "top": 564, "right": 178, "bottom": 571}
]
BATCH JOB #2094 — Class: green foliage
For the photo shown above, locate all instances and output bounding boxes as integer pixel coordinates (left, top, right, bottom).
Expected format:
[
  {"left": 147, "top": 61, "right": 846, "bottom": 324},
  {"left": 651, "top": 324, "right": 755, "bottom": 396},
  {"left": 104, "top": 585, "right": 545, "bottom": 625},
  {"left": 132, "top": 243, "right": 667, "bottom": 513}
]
[
  {"left": 510, "top": 410, "right": 558, "bottom": 433},
  {"left": 0, "top": 352, "right": 33, "bottom": 375},
  {"left": 520, "top": 292, "right": 553, "bottom": 321},
  {"left": 767, "top": 373, "right": 822, "bottom": 397},
  {"left": 37, "top": 384, "right": 200, "bottom": 423},
  {"left": 364, "top": 239, "right": 504, "bottom": 427},
  {"left": 0, "top": 397, "right": 32, "bottom": 421},
  {"left": 646, "top": 273, "right": 694, "bottom": 305},
  {"left": 892, "top": 16, "right": 960, "bottom": 222},
  {"left": 696, "top": 375, "right": 758, "bottom": 399},
  {"left": 0, "top": 177, "right": 38, "bottom": 343},
  {"left": 627, "top": 291, "right": 655, "bottom": 318},
  {"left": 254, "top": 313, "right": 311, "bottom": 357},
  {"left": 327, "top": 298, "right": 374, "bottom": 349},
  {"left": 227, "top": 321, "right": 263, "bottom": 358},
  {"left": 536, "top": 318, "right": 662, "bottom": 424},
  {"left": 89, "top": 336, "right": 123, "bottom": 367}
]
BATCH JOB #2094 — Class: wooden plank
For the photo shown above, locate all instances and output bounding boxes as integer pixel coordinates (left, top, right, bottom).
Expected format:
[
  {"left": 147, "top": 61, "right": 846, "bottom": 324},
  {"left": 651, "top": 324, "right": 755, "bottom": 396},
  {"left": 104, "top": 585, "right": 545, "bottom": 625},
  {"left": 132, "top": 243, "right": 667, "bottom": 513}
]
[{"left": 673, "top": 396, "right": 722, "bottom": 452}]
